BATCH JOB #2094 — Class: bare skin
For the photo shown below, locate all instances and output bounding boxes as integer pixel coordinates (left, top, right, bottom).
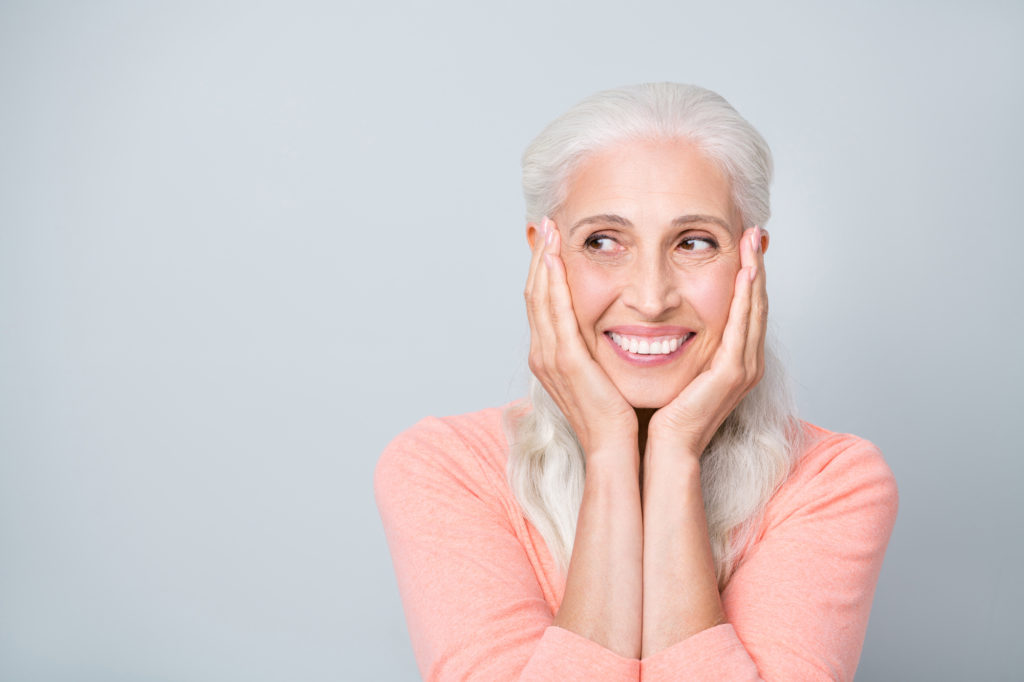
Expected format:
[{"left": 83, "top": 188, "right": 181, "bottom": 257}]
[
  {"left": 523, "top": 140, "right": 769, "bottom": 658},
  {"left": 525, "top": 216, "right": 644, "bottom": 657}
]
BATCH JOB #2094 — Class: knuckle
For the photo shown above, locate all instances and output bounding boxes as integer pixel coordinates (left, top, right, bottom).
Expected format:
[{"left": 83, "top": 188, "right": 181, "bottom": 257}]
[
  {"left": 752, "top": 358, "right": 765, "bottom": 379},
  {"left": 528, "top": 351, "right": 542, "bottom": 374},
  {"left": 723, "top": 366, "right": 745, "bottom": 386}
]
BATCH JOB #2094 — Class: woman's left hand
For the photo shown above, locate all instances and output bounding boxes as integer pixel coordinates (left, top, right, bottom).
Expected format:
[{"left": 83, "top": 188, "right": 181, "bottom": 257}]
[{"left": 647, "top": 225, "right": 769, "bottom": 458}]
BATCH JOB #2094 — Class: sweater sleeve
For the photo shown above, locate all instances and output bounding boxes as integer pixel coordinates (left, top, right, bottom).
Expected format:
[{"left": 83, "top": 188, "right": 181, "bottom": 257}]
[
  {"left": 639, "top": 434, "right": 898, "bottom": 681},
  {"left": 375, "top": 416, "right": 640, "bottom": 681}
]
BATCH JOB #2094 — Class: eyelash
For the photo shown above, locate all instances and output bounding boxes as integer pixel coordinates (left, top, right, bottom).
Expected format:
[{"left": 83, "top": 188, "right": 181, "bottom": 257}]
[
  {"left": 679, "top": 236, "right": 718, "bottom": 251},
  {"left": 583, "top": 234, "right": 718, "bottom": 252},
  {"left": 583, "top": 234, "right": 618, "bottom": 252}
]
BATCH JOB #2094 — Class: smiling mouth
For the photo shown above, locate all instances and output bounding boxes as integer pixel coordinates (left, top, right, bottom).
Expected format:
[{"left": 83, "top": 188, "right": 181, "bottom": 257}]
[{"left": 607, "top": 331, "right": 695, "bottom": 356}]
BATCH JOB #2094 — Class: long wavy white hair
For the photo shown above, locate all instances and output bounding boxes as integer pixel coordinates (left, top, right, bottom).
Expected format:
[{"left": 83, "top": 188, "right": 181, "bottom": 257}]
[{"left": 504, "top": 83, "right": 801, "bottom": 589}]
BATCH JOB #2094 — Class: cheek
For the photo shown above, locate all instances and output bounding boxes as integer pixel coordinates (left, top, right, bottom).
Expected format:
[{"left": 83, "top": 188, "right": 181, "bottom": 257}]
[
  {"left": 686, "top": 265, "right": 737, "bottom": 332},
  {"left": 564, "top": 261, "right": 620, "bottom": 334}
]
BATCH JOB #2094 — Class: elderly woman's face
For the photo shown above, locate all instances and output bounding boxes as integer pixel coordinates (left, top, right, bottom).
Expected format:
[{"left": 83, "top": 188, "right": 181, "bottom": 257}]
[{"left": 555, "top": 138, "right": 746, "bottom": 409}]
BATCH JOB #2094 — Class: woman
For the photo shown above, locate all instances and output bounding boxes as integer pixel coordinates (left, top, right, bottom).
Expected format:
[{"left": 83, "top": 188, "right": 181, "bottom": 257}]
[{"left": 376, "top": 83, "right": 897, "bottom": 680}]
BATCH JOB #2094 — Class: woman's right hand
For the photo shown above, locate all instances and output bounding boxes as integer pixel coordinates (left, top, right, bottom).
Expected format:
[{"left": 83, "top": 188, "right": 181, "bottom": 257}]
[
  {"left": 524, "top": 217, "right": 638, "bottom": 462},
  {"left": 528, "top": 217, "right": 645, "bottom": 658}
]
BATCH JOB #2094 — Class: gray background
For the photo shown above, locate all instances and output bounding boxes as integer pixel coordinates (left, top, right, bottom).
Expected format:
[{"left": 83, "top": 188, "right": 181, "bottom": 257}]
[{"left": 2, "top": 1, "right": 1021, "bottom": 680}]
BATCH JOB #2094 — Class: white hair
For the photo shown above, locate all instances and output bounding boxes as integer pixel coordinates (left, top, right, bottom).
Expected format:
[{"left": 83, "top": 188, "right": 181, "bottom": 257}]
[
  {"left": 521, "top": 83, "right": 772, "bottom": 228},
  {"left": 505, "top": 83, "right": 800, "bottom": 588}
]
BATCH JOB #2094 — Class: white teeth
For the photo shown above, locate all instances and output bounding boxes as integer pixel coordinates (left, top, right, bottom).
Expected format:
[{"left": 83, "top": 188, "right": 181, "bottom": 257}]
[
  {"left": 611, "top": 333, "right": 631, "bottom": 352},
  {"left": 608, "top": 332, "right": 690, "bottom": 355}
]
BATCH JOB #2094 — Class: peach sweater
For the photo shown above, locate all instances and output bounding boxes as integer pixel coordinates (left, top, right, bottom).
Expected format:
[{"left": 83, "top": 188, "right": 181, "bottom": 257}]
[{"left": 375, "top": 407, "right": 897, "bottom": 681}]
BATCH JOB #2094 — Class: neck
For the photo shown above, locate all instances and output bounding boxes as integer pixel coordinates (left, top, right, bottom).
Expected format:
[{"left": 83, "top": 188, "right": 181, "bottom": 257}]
[
  {"left": 635, "top": 408, "right": 656, "bottom": 489},
  {"left": 635, "top": 408, "right": 655, "bottom": 455}
]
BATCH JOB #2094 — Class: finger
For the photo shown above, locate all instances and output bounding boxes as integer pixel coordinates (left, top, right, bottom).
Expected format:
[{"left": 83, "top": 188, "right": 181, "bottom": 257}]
[
  {"left": 524, "top": 216, "right": 550, "bottom": 299},
  {"left": 543, "top": 228, "right": 598, "bottom": 373},
  {"left": 721, "top": 262, "right": 754, "bottom": 359},
  {"left": 530, "top": 221, "right": 561, "bottom": 370},
  {"left": 712, "top": 231, "right": 756, "bottom": 374},
  {"left": 524, "top": 217, "right": 552, "bottom": 349},
  {"left": 542, "top": 227, "right": 583, "bottom": 342},
  {"left": 744, "top": 226, "right": 769, "bottom": 377}
]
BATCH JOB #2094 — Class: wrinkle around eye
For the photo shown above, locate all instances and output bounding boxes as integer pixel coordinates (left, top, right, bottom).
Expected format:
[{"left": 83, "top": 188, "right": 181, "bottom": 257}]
[
  {"left": 583, "top": 235, "right": 624, "bottom": 254},
  {"left": 679, "top": 237, "right": 716, "bottom": 252}
]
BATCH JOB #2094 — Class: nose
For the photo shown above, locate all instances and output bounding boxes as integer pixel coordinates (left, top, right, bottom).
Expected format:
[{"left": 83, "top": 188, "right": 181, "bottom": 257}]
[{"left": 621, "top": 255, "right": 682, "bottom": 320}]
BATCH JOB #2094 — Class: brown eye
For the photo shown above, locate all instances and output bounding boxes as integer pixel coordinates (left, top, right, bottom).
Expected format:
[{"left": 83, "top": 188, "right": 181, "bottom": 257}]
[
  {"left": 585, "top": 235, "right": 619, "bottom": 252},
  {"left": 679, "top": 237, "right": 715, "bottom": 251}
]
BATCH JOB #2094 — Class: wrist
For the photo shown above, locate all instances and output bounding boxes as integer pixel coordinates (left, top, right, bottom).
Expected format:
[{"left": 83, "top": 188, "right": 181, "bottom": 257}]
[
  {"left": 645, "top": 415, "right": 707, "bottom": 459},
  {"left": 586, "top": 443, "right": 641, "bottom": 479},
  {"left": 644, "top": 433, "right": 703, "bottom": 467},
  {"left": 642, "top": 444, "right": 702, "bottom": 501}
]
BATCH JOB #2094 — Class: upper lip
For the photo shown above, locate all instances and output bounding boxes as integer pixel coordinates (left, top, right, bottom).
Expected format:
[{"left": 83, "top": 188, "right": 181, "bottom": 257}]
[{"left": 604, "top": 325, "right": 694, "bottom": 337}]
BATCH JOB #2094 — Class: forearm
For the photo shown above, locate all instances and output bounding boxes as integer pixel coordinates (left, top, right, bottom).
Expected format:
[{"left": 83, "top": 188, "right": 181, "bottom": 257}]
[
  {"left": 641, "top": 448, "right": 724, "bottom": 658},
  {"left": 554, "top": 449, "right": 644, "bottom": 660}
]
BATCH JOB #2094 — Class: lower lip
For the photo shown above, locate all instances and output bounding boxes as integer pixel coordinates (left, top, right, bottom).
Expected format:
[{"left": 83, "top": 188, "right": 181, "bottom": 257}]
[{"left": 604, "top": 332, "right": 695, "bottom": 366}]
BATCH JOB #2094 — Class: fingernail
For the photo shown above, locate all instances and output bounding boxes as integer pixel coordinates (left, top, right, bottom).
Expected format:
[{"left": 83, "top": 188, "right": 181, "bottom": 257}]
[
  {"left": 541, "top": 216, "right": 551, "bottom": 236},
  {"left": 751, "top": 226, "right": 760, "bottom": 253},
  {"left": 546, "top": 226, "right": 556, "bottom": 246}
]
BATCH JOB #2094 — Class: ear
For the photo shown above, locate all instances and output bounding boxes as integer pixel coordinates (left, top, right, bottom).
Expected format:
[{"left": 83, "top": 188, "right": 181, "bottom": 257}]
[
  {"left": 526, "top": 222, "right": 541, "bottom": 250},
  {"left": 760, "top": 229, "right": 770, "bottom": 254}
]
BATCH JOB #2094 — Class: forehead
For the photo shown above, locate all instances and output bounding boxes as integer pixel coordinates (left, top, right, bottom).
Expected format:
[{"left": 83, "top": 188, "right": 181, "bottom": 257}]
[{"left": 560, "top": 138, "right": 739, "bottom": 231}]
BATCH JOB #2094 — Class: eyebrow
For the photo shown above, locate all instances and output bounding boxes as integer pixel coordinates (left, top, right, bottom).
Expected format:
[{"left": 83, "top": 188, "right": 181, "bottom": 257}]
[
  {"left": 568, "top": 214, "right": 631, "bottom": 237},
  {"left": 671, "top": 214, "right": 734, "bottom": 232},
  {"left": 568, "top": 213, "right": 733, "bottom": 237}
]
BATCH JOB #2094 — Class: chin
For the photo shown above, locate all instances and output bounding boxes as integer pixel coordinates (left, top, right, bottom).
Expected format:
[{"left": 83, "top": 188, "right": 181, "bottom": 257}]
[
  {"left": 619, "top": 384, "right": 681, "bottom": 410},
  {"left": 605, "top": 364, "right": 698, "bottom": 411}
]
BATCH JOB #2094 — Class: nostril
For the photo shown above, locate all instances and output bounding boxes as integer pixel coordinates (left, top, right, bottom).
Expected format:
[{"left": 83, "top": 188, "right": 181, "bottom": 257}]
[{"left": 621, "top": 269, "right": 681, "bottom": 317}]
